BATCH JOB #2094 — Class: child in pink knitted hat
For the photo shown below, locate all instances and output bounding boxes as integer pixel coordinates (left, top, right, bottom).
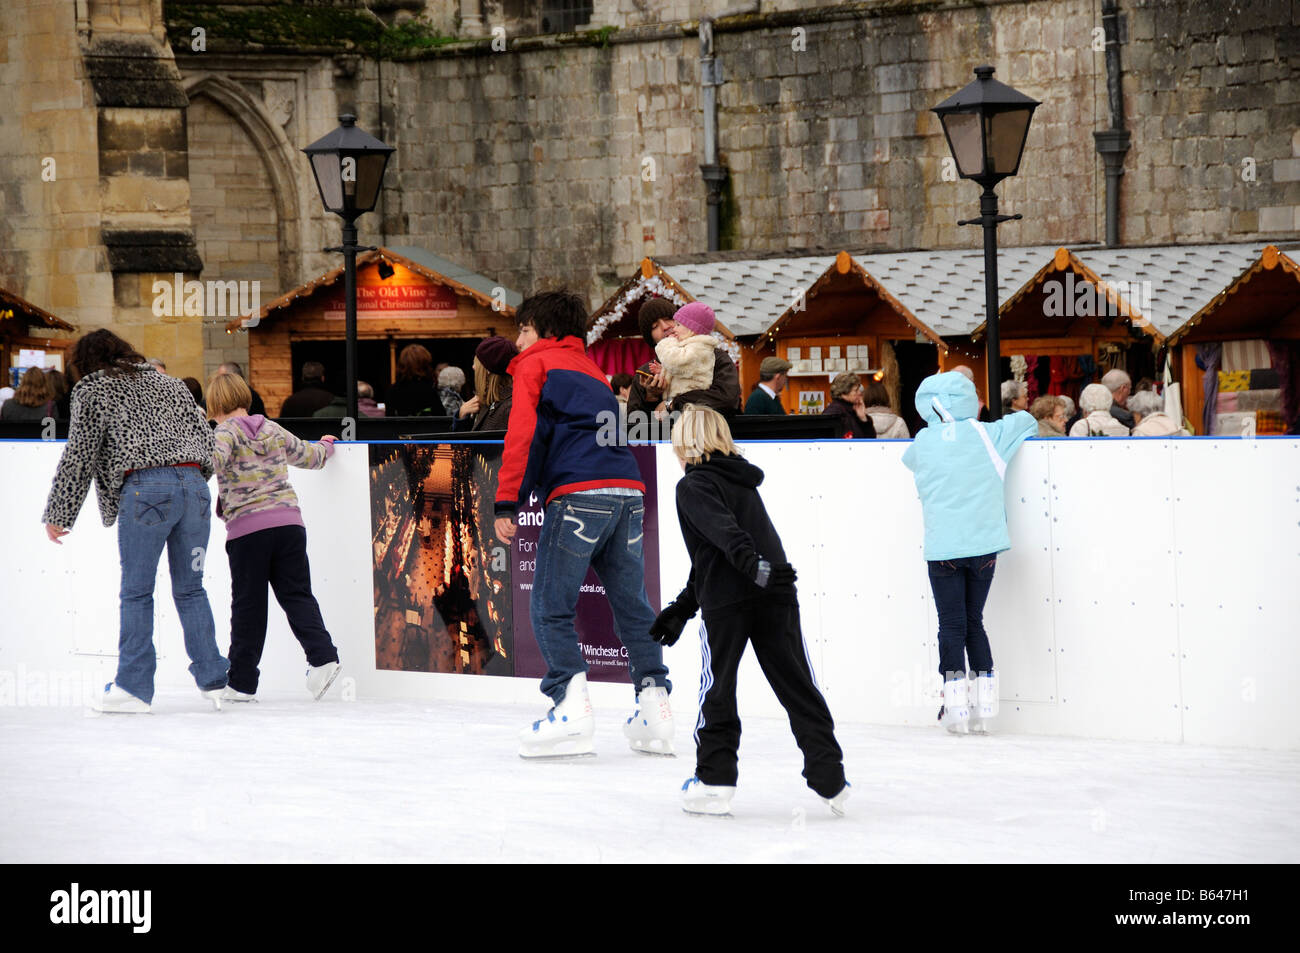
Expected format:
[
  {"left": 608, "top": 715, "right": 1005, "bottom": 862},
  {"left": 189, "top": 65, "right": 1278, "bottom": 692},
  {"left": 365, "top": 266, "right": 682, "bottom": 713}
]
[{"left": 655, "top": 302, "right": 719, "bottom": 406}]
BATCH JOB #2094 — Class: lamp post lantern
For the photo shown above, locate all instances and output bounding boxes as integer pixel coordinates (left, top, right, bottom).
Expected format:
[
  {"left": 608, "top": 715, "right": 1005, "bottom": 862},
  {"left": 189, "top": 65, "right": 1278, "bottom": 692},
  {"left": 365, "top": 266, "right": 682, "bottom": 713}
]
[
  {"left": 303, "top": 113, "right": 394, "bottom": 421},
  {"left": 932, "top": 65, "right": 1038, "bottom": 420}
]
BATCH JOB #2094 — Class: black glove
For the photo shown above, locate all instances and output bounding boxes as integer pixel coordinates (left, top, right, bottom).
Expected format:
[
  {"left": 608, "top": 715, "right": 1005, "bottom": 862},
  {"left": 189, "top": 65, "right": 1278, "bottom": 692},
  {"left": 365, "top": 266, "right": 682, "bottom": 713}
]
[
  {"left": 650, "top": 593, "right": 697, "bottom": 647},
  {"left": 755, "top": 559, "right": 797, "bottom": 588}
]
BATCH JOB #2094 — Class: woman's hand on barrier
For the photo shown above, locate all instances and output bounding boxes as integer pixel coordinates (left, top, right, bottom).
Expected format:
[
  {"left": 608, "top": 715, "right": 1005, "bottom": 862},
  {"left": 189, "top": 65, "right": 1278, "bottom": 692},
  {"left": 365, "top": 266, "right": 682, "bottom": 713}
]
[
  {"left": 45, "top": 524, "right": 69, "bottom": 545},
  {"left": 459, "top": 396, "right": 480, "bottom": 419},
  {"left": 495, "top": 516, "right": 517, "bottom": 543}
]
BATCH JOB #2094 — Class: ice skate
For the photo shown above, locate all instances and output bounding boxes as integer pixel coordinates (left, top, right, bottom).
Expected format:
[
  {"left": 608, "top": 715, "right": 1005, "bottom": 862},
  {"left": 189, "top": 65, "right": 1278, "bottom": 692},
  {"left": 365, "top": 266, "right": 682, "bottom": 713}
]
[
  {"left": 306, "top": 661, "right": 342, "bottom": 700},
  {"left": 681, "top": 776, "right": 734, "bottom": 816},
  {"left": 220, "top": 686, "right": 257, "bottom": 703},
  {"left": 92, "top": 682, "right": 151, "bottom": 714},
  {"left": 940, "top": 676, "right": 971, "bottom": 734},
  {"left": 970, "top": 672, "right": 998, "bottom": 735},
  {"left": 519, "top": 673, "right": 596, "bottom": 759},
  {"left": 623, "top": 683, "right": 675, "bottom": 756},
  {"left": 199, "top": 687, "right": 225, "bottom": 711},
  {"left": 823, "top": 781, "right": 851, "bottom": 817}
]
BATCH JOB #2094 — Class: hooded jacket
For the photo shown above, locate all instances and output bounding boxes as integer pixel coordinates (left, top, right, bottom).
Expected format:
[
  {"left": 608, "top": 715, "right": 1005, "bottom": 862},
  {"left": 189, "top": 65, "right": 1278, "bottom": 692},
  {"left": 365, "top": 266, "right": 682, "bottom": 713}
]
[
  {"left": 212, "top": 414, "right": 333, "bottom": 540},
  {"left": 673, "top": 453, "right": 796, "bottom": 614},
  {"left": 901, "top": 372, "right": 1036, "bottom": 560},
  {"left": 494, "top": 336, "right": 644, "bottom": 517},
  {"left": 655, "top": 333, "right": 718, "bottom": 400},
  {"left": 866, "top": 405, "right": 910, "bottom": 439}
]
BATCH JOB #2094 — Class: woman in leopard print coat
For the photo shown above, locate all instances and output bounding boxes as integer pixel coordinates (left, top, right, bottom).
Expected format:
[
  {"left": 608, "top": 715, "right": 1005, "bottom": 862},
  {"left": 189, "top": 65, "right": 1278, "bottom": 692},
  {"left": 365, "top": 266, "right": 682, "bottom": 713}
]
[{"left": 43, "top": 330, "right": 228, "bottom": 711}]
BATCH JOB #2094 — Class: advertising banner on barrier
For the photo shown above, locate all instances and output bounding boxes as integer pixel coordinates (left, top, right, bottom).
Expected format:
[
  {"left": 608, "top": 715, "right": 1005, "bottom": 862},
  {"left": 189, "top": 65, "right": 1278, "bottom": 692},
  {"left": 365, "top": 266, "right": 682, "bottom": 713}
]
[
  {"left": 510, "top": 445, "right": 661, "bottom": 684},
  {"left": 368, "top": 443, "right": 660, "bottom": 683}
]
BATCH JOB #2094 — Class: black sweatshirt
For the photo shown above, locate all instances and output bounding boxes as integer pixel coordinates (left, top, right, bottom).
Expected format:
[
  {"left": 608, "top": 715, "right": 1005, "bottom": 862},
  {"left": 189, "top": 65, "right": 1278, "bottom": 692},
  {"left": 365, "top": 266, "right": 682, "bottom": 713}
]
[{"left": 673, "top": 453, "right": 796, "bottom": 614}]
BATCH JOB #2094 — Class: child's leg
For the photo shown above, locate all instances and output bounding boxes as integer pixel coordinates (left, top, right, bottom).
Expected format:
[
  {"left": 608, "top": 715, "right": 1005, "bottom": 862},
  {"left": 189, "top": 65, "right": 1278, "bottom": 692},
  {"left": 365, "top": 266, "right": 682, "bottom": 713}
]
[
  {"left": 961, "top": 554, "right": 998, "bottom": 674},
  {"left": 748, "top": 600, "right": 845, "bottom": 799},
  {"left": 266, "top": 525, "right": 339, "bottom": 668},
  {"left": 927, "top": 560, "right": 970, "bottom": 679},
  {"left": 695, "top": 610, "right": 747, "bottom": 788},
  {"left": 225, "top": 532, "right": 273, "bottom": 694}
]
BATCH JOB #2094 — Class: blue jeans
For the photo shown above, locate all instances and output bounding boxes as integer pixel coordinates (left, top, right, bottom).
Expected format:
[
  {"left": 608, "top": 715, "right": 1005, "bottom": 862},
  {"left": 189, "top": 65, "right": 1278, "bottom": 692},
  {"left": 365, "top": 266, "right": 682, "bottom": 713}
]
[
  {"left": 531, "top": 492, "right": 670, "bottom": 703},
  {"left": 927, "top": 553, "right": 997, "bottom": 679},
  {"left": 116, "top": 467, "right": 228, "bottom": 703}
]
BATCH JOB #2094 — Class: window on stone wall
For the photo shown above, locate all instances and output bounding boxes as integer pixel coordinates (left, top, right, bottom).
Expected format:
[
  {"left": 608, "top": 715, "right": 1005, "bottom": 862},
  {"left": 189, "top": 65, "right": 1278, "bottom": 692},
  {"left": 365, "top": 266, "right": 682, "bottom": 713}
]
[{"left": 540, "top": 0, "right": 593, "bottom": 33}]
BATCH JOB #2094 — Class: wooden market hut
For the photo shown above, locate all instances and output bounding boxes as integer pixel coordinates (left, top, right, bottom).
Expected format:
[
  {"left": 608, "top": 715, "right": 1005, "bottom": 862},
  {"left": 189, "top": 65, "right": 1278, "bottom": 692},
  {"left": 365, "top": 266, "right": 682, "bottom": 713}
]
[
  {"left": 586, "top": 257, "right": 738, "bottom": 377},
  {"left": 750, "top": 251, "right": 946, "bottom": 422},
  {"left": 226, "top": 247, "right": 519, "bottom": 416},
  {"left": 0, "top": 285, "right": 76, "bottom": 383},
  {"left": 1166, "top": 244, "right": 1300, "bottom": 434},
  {"left": 971, "top": 246, "right": 1165, "bottom": 408}
]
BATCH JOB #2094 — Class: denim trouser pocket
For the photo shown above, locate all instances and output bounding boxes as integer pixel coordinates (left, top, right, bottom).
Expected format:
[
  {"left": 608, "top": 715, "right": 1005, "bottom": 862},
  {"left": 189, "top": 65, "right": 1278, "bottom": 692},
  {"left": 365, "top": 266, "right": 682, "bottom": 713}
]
[
  {"left": 131, "top": 490, "right": 172, "bottom": 527},
  {"left": 626, "top": 504, "right": 645, "bottom": 558},
  {"left": 555, "top": 502, "right": 612, "bottom": 558}
]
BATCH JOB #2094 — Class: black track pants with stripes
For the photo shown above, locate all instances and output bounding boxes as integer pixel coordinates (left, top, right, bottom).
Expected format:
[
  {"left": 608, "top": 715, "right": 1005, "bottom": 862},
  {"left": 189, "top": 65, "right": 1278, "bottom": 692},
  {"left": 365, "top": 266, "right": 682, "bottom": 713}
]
[{"left": 694, "top": 598, "right": 846, "bottom": 798}]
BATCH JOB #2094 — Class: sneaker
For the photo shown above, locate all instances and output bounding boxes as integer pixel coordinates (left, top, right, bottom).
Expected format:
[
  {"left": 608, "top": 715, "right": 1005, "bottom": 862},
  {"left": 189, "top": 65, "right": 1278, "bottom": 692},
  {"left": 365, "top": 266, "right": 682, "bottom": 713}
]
[
  {"left": 92, "top": 682, "right": 151, "bottom": 714},
  {"left": 681, "top": 776, "right": 735, "bottom": 816},
  {"left": 623, "top": 683, "right": 675, "bottom": 756},
  {"left": 824, "top": 781, "right": 851, "bottom": 817},
  {"left": 220, "top": 686, "right": 257, "bottom": 703},
  {"left": 306, "top": 661, "right": 342, "bottom": 700},
  {"left": 518, "top": 673, "right": 596, "bottom": 759}
]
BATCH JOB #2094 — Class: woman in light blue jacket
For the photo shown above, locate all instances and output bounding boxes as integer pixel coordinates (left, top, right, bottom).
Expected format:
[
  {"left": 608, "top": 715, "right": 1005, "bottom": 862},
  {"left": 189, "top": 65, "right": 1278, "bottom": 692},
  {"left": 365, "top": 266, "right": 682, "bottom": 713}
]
[{"left": 901, "top": 372, "right": 1036, "bottom": 734}]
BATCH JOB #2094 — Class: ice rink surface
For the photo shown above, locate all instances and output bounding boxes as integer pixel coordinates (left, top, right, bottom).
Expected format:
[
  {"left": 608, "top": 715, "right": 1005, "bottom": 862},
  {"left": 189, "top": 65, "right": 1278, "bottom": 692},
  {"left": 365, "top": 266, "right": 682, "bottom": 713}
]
[{"left": 2, "top": 693, "right": 1295, "bottom": 864}]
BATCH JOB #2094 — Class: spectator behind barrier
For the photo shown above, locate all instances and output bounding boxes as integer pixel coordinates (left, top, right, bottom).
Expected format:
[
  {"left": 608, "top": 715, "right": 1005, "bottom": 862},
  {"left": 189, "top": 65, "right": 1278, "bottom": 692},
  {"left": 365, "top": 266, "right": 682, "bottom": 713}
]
[
  {"left": 949, "top": 364, "right": 992, "bottom": 421},
  {"left": 385, "top": 345, "right": 446, "bottom": 417},
  {"left": 280, "top": 361, "right": 335, "bottom": 418},
  {"left": 47, "top": 368, "right": 71, "bottom": 419},
  {"left": 1030, "top": 394, "right": 1067, "bottom": 436},
  {"left": 438, "top": 365, "right": 467, "bottom": 419},
  {"left": 821, "top": 373, "right": 876, "bottom": 438},
  {"left": 610, "top": 372, "right": 634, "bottom": 404},
  {"left": 1101, "top": 368, "right": 1134, "bottom": 428},
  {"left": 1001, "top": 380, "right": 1028, "bottom": 415},
  {"left": 1129, "top": 389, "right": 1188, "bottom": 436},
  {"left": 217, "top": 361, "right": 266, "bottom": 416},
  {"left": 1070, "top": 383, "right": 1130, "bottom": 437},
  {"left": 1, "top": 366, "right": 59, "bottom": 422},
  {"left": 181, "top": 376, "right": 205, "bottom": 411},
  {"left": 862, "top": 378, "right": 910, "bottom": 438},
  {"left": 455, "top": 336, "right": 517, "bottom": 432},
  {"left": 314, "top": 380, "right": 384, "bottom": 418},
  {"left": 745, "top": 356, "right": 791, "bottom": 415}
]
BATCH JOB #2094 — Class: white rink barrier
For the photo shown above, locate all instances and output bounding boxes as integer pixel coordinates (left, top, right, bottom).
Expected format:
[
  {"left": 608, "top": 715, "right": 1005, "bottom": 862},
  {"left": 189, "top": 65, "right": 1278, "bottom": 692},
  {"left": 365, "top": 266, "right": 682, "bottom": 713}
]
[{"left": 1, "top": 437, "right": 1296, "bottom": 751}]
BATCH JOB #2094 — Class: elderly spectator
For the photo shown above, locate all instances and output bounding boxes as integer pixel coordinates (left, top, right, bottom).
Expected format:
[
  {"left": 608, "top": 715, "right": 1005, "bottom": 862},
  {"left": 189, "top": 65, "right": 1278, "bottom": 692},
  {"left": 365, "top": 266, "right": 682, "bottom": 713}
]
[
  {"left": 950, "top": 365, "right": 992, "bottom": 421},
  {"left": 1129, "top": 389, "right": 1188, "bottom": 436},
  {"left": 745, "top": 357, "right": 792, "bottom": 415},
  {"left": 217, "top": 361, "right": 266, "bottom": 416},
  {"left": 1001, "top": 380, "right": 1029, "bottom": 415},
  {"left": 1101, "top": 368, "right": 1134, "bottom": 428},
  {"left": 147, "top": 357, "right": 167, "bottom": 373},
  {"left": 42, "top": 329, "right": 227, "bottom": 712},
  {"left": 438, "top": 365, "right": 467, "bottom": 418},
  {"left": 1030, "top": 395, "right": 1067, "bottom": 436},
  {"left": 1, "top": 366, "right": 60, "bottom": 422},
  {"left": 862, "top": 378, "right": 909, "bottom": 438},
  {"left": 821, "top": 373, "right": 877, "bottom": 438},
  {"left": 1069, "top": 383, "right": 1130, "bottom": 436}
]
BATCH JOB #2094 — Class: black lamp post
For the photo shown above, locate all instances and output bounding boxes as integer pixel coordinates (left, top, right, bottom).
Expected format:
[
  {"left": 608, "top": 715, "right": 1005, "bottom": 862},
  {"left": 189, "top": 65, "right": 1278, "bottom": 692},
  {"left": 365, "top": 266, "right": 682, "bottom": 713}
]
[
  {"left": 303, "top": 113, "right": 394, "bottom": 420},
  {"left": 932, "top": 66, "right": 1038, "bottom": 420}
]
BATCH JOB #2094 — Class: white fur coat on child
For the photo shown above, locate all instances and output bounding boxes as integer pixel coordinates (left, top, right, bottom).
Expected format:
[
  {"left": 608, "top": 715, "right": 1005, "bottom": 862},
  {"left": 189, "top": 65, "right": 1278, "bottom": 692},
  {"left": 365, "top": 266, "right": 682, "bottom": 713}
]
[{"left": 655, "top": 333, "right": 718, "bottom": 400}]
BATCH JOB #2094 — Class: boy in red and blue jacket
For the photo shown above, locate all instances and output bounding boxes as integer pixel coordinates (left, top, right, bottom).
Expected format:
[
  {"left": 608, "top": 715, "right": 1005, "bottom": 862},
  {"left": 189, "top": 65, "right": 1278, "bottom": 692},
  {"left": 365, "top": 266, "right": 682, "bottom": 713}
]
[{"left": 495, "top": 291, "right": 673, "bottom": 759}]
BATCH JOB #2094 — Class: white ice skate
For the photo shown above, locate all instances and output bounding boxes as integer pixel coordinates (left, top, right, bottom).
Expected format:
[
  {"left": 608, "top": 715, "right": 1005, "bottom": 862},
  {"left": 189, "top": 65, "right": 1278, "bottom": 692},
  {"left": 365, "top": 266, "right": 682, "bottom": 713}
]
[
  {"left": 92, "top": 682, "right": 151, "bottom": 714},
  {"left": 220, "top": 686, "right": 257, "bottom": 703},
  {"left": 823, "top": 781, "right": 851, "bottom": 817},
  {"left": 969, "top": 672, "right": 998, "bottom": 735},
  {"left": 681, "top": 776, "right": 735, "bottom": 816},
  {"left": 519, "top": 673, "right": 596, "bottom": 759},
  {"left": 200, "top": 687, "right": 224, "bottom": 711},
  {"left": 623, "top": 683, "right": 675, "bottom": 756},
  {"left": 940, "top": 676, "right": 971, "bottom": 735},
  {"left": 306, "top": 661, "right": 342, "bottom": 700}
]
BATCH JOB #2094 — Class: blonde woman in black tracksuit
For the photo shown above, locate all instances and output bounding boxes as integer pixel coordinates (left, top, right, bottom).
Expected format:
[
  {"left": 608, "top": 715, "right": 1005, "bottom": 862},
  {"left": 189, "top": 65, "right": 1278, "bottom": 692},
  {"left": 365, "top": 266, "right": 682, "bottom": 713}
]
[{"left": 653, "top": 404, "right": 850, "bottom": 817}]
